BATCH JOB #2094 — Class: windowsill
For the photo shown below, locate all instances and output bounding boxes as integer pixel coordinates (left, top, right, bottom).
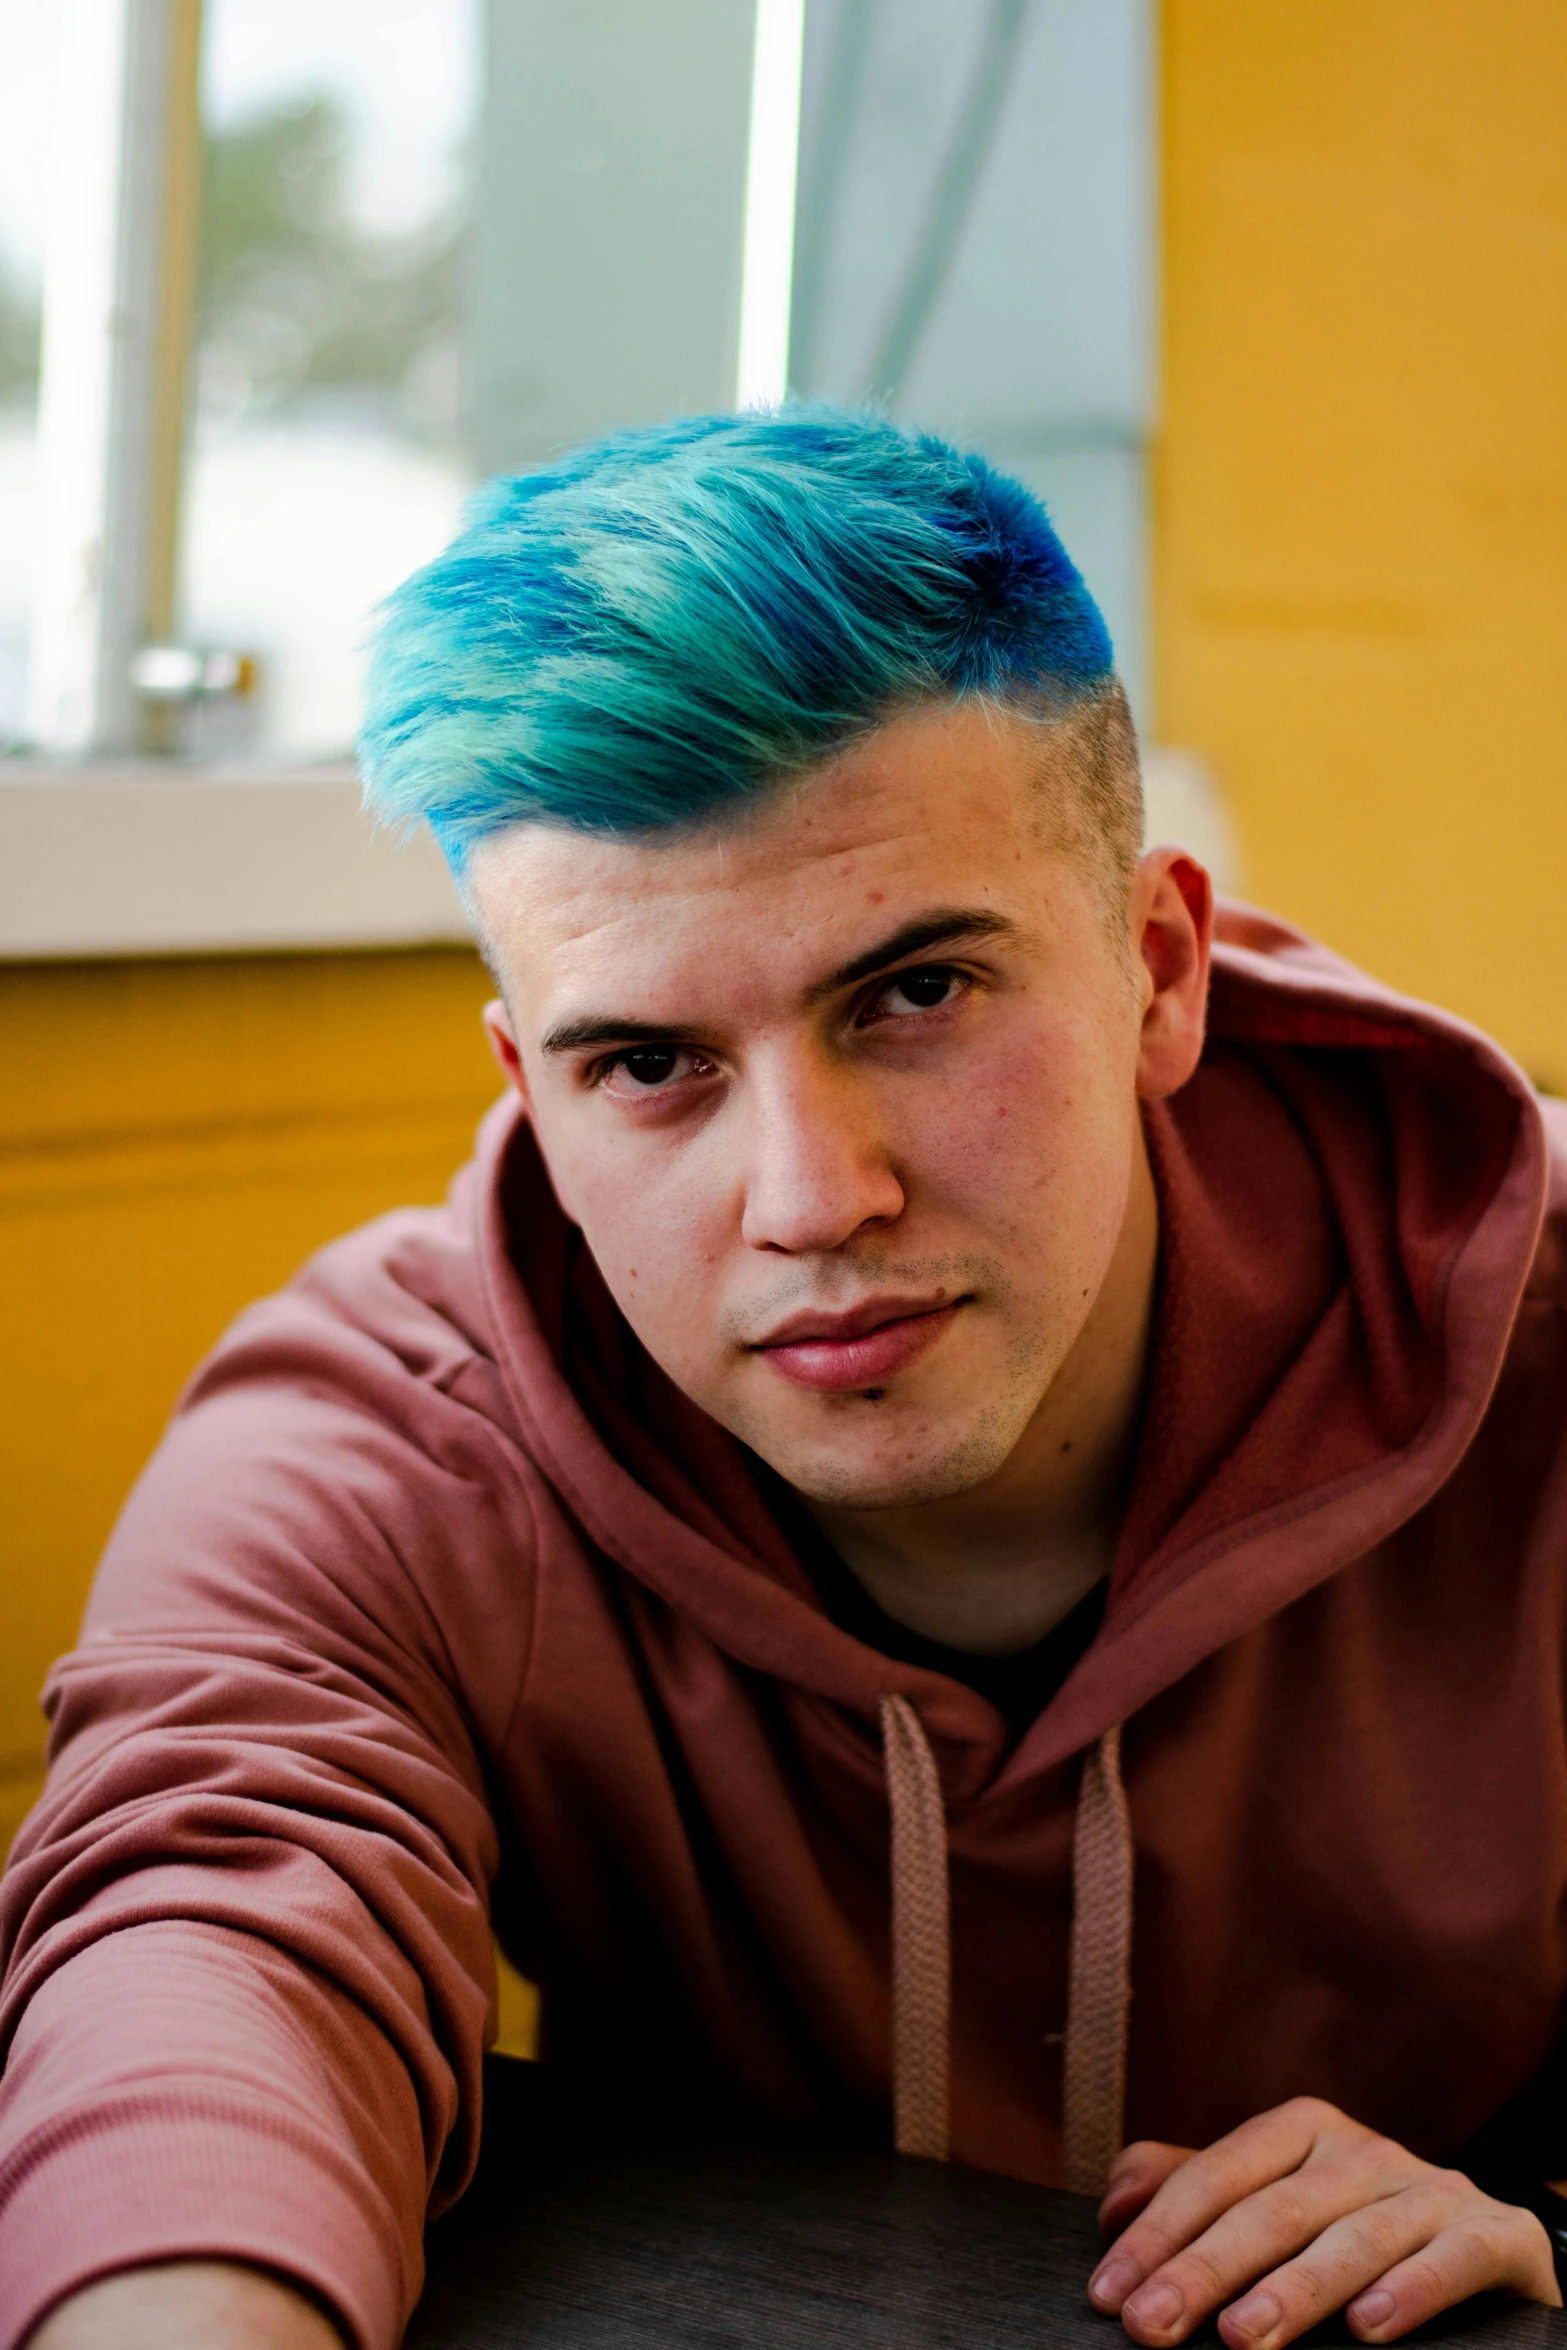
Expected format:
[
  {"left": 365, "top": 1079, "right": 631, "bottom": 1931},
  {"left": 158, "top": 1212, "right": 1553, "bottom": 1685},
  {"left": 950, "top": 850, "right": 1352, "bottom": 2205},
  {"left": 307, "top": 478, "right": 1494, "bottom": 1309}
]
[
  {"left": 0, "top": 761, "right": 472, "bottom": 959},
  {"left": 0, "top": 747, "right": 1238, "bottom": 962}
]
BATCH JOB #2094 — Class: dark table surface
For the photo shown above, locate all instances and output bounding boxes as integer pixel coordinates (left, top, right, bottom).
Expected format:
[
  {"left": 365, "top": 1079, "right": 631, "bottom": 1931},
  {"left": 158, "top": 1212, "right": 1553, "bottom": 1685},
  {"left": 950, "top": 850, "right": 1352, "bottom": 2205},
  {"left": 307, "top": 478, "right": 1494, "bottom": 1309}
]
[{"left": 406, "top": 2061, "right": 1567, "bottom": 2350}]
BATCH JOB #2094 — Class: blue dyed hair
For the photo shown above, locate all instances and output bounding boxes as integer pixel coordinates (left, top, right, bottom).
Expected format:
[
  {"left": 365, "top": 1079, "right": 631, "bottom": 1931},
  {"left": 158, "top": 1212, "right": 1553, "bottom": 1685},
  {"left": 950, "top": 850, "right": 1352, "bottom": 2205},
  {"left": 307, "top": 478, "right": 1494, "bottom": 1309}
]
[{"left": 359, "top": 406, "right": 1132, "bottom": 876}]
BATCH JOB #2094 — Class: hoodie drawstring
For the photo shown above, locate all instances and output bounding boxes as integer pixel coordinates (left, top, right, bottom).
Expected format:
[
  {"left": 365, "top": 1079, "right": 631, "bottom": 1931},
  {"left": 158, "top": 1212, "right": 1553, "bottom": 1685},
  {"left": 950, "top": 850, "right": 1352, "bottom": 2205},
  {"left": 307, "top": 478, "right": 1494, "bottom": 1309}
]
[
  {"left": 880, "top": 1693, "right": 951, "bottom": 2158},
  {"left": 879, "top": 1695, "right": 1133, "bottom": 2193},
  {"left": 1063, "top": 1721, "right": 1134, "bottom": 2195}
]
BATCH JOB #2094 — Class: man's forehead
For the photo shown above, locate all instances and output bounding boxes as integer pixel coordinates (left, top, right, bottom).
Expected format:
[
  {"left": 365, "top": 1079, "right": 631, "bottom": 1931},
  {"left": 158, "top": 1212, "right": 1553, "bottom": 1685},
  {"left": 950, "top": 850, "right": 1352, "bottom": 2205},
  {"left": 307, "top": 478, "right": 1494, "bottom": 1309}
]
[
  {"left": 531, "top": 905, "right": 1024, "bottom": 1056},
  {"left": 475, "top": 802, "right": 946, "bottom": 951},
  {"left": 467, "top": 699, "right": 1056, "bottom": 965},
  {"left": 481, "top": 849, "right": 1025, "bottom": 1042}
]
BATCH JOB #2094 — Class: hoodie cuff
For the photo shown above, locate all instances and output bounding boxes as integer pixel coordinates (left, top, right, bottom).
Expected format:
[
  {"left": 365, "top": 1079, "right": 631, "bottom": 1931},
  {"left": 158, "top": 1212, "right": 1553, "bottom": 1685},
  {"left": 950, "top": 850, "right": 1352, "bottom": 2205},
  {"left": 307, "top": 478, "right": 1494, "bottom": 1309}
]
[{"left": 0, "top": 2094, "right": 412, "bottom": 2350}]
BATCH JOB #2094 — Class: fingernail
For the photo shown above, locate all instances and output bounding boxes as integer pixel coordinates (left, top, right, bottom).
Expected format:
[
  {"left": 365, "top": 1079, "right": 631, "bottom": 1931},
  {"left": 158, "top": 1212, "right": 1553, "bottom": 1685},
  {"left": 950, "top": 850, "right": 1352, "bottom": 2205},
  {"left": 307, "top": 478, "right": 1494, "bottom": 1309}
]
[
  {"left": 1227, "top": 2291, "right": 1282, "bottom": 2341},
  {"left": 1090, "top": 2256, "right": 1140, "bottom": 2309},
  {"left": 1125, "top": 2280, "right": 1184, "bottom": 2332},
  {"left": 1350, "top": 2290, "right": 1395, "bottom": 2333}
]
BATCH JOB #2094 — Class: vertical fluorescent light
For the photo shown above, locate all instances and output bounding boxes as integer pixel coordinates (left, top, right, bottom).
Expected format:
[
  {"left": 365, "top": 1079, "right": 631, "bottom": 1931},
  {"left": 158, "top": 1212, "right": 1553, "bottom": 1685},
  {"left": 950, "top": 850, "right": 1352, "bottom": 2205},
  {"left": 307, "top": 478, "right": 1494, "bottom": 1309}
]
[{"left": 736, "top": 0, "right": 805, "bottom": 410}]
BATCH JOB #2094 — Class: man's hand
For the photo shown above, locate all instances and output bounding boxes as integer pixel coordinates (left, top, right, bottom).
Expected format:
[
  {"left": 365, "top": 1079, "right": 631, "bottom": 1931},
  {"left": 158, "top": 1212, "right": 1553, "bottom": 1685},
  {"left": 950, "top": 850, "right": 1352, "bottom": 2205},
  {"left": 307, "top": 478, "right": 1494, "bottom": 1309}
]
[
  {"left": 1087, "top": 2097, "right": 1562, "bottom": 2349},
  {"left": 28, "top": 2261, "right": 343, "bottom": 2350}
]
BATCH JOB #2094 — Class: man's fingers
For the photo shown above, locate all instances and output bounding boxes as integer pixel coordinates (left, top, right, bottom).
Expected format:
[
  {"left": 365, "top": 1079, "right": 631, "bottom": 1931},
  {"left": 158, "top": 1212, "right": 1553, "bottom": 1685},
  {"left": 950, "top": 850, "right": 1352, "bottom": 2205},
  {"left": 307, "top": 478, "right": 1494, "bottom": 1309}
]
[
  {"left": 1131, "top": 2180, "right": 1560, "bottom": 2350},
  {"left": 1212, "top": 2185, "right": 1467, "bottom": 2350},
  {"left": 1118, "top": 2165, "right": 1414, "bottom": 2343},
  {"left": 1090, "top": 2100, "right": 1356, "bottom": 2314},
  {"left": 1100, "top": 2143, "right": 1193, "bottom": 2234},
  {"left": 1344, "top": 2207, "right": 1562, "bottom": 2343}
]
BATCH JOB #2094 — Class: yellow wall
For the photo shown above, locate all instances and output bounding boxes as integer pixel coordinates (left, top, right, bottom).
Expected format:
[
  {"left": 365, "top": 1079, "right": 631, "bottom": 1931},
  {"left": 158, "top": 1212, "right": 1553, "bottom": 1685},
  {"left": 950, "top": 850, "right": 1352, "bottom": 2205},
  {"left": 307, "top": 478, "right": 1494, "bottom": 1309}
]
[
  {"left": 1, "top": 948, "right": 499, "bottom": 1849},
  {"left": 1158, "top": 1, "right": 1567, "bottom": 1086},
  {"left": 2, "top": 944, "right": 543, "bottom": 2052}
]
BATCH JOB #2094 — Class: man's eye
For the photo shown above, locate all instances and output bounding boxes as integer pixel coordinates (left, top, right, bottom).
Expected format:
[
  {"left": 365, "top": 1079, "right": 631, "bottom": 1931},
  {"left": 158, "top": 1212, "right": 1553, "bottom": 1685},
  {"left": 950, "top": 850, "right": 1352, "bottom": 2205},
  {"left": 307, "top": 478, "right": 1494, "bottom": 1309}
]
[
  {"left": 622, "top": 1047, "right": 680, "bottom": 1085},
  {"left": 599, "top": 1044, "right": 710, "bottom": 1093},
  {"left": 873, "top": 967, "right": 963, "bottom": 1018}
]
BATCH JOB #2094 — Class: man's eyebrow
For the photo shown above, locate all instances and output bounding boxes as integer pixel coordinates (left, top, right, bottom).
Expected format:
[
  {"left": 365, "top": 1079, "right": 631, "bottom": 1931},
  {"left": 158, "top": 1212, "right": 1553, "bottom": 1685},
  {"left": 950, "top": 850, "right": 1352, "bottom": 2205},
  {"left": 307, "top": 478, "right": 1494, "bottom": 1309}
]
[
  {"left": 539, "top": 908, "right": 1017, "bottom": 1055},
  {"left": 541, "top": 1015, "right": 701, "bottom": 1056},
  {"left": 808, "top": 908, "right": 1018, "bottom": 997}
]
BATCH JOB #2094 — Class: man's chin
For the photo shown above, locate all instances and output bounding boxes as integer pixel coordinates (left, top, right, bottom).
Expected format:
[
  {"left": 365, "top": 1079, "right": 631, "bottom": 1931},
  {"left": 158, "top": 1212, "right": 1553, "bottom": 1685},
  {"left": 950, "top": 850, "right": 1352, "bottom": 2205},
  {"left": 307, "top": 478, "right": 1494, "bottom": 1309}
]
[{"left": 743, "top": 1401, "right": 1025, "bottom": 1514}]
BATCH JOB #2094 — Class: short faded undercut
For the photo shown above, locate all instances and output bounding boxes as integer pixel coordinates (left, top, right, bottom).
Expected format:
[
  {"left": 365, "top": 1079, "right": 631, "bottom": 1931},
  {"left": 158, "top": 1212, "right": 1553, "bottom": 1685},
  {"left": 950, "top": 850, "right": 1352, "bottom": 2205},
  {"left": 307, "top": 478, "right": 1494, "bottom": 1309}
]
[{"left": 359, "top": 406, "right": 1143, "bottom": 900}]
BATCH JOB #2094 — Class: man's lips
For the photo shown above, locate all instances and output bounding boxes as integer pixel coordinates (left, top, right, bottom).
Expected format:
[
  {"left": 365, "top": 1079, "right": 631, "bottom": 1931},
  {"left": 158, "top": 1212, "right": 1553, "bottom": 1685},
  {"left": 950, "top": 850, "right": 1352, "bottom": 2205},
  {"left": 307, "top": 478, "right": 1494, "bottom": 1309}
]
[{"left": 751, "top": 1298, "right": 965, "bottom": 1393}]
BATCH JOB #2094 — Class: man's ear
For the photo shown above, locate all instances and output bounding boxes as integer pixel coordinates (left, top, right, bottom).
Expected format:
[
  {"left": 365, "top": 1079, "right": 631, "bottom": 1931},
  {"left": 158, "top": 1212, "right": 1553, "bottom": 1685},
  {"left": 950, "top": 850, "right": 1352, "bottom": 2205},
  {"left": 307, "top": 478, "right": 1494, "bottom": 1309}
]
[
  {"left": 1132, "top": 848, "right": 1213, "bottom": 1100},
  {"left": 482, "top": 999, "right": 530, "bottom": 1105}
]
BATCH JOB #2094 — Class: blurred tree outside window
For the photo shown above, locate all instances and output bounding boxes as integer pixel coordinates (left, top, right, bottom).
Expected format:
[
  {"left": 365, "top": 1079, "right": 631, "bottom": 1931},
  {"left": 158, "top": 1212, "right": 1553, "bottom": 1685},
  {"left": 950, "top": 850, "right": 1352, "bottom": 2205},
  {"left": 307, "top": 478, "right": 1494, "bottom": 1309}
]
[
  {"left": 196, "top": 95, "right": 462, "bottom": 441},
  {"left": 181, "top": 0, "right": 478, "bottom": 762},
  {"left": 0, "top": 259, "right": 38, "bottom": 413}
]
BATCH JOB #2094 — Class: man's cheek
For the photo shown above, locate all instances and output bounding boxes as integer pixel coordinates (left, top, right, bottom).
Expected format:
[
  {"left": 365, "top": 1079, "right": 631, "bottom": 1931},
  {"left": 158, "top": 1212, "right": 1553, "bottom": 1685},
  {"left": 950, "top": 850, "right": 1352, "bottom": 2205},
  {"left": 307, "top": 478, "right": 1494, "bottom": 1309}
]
[
  {"left": 575, "top": 1170, "right": 721, "bottom": 1347},
  {"left": 544, "top": 1114, "right": 672, "bottom": 1244},
  {"left": 915, "top": 1067, "right": 1081, "bottom": 1219}
]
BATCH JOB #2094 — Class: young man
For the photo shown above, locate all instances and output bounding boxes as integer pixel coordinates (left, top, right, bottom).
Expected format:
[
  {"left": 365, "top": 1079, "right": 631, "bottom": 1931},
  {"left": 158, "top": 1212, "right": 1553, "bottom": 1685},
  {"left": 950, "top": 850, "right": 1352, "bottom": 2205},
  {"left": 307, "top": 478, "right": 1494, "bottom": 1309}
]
[{"left": 4, "top": 410, "right": 1567, "bottom": 2350}]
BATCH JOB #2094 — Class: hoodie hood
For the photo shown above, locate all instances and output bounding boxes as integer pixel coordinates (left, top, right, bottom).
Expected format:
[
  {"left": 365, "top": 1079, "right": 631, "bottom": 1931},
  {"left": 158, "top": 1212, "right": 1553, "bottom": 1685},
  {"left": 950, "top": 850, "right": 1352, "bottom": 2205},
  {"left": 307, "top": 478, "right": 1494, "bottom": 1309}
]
[{"left": 466, "top": 899, "right": 1548, "bottom": 1790}]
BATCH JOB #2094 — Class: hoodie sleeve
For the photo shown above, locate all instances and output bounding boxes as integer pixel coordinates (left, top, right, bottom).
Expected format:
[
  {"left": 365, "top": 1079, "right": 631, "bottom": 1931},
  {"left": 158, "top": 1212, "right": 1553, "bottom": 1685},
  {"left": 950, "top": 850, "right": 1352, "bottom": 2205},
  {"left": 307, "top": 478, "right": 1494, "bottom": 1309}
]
[{"left": 0, "top": 1283, "right": 536, "bottom": 2350}]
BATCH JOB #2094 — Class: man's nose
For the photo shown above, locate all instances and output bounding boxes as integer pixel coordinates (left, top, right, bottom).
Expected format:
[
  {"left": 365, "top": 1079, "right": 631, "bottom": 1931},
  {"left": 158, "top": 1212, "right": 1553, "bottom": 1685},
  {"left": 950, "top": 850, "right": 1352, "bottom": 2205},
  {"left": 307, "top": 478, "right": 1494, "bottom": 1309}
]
[{"left": 739, "top": 1056, "right": 905, "bottom": 1255}]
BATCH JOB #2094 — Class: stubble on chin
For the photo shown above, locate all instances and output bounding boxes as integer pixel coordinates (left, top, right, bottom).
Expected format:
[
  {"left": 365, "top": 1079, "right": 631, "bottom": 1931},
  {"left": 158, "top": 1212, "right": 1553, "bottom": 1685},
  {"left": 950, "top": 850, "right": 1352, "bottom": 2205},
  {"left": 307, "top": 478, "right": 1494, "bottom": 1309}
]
[{"left": 736, "top": 1293, "right": 1063, "bottom": 1512}]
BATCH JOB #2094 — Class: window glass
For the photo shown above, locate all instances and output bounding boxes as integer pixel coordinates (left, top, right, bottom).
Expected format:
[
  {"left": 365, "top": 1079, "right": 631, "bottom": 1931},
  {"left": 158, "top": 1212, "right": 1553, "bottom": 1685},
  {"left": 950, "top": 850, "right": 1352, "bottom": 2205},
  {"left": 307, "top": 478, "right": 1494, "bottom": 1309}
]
[
  {"left": 184, "top": 0, "right": 478, "bottom": 760},
  {"left": 0, "top": 0, "right": 50, "bottom": 751}
]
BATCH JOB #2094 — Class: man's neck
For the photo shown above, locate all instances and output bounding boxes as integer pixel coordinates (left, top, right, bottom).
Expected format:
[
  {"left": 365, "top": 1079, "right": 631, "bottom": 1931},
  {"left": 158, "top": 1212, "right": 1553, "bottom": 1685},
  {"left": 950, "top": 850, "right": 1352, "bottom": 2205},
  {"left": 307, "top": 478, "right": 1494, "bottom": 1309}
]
[{"left": 800, "top": 1129, "right": 1160, "bottom": 1659}]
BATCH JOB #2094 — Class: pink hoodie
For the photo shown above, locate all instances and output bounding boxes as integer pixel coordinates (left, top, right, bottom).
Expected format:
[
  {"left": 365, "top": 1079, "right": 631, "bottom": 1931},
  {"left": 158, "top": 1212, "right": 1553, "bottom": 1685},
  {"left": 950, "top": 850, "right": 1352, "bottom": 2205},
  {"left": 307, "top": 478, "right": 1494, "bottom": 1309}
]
[{"left": 3, "top": 905, "right": 1566, "bottom": 2350}]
